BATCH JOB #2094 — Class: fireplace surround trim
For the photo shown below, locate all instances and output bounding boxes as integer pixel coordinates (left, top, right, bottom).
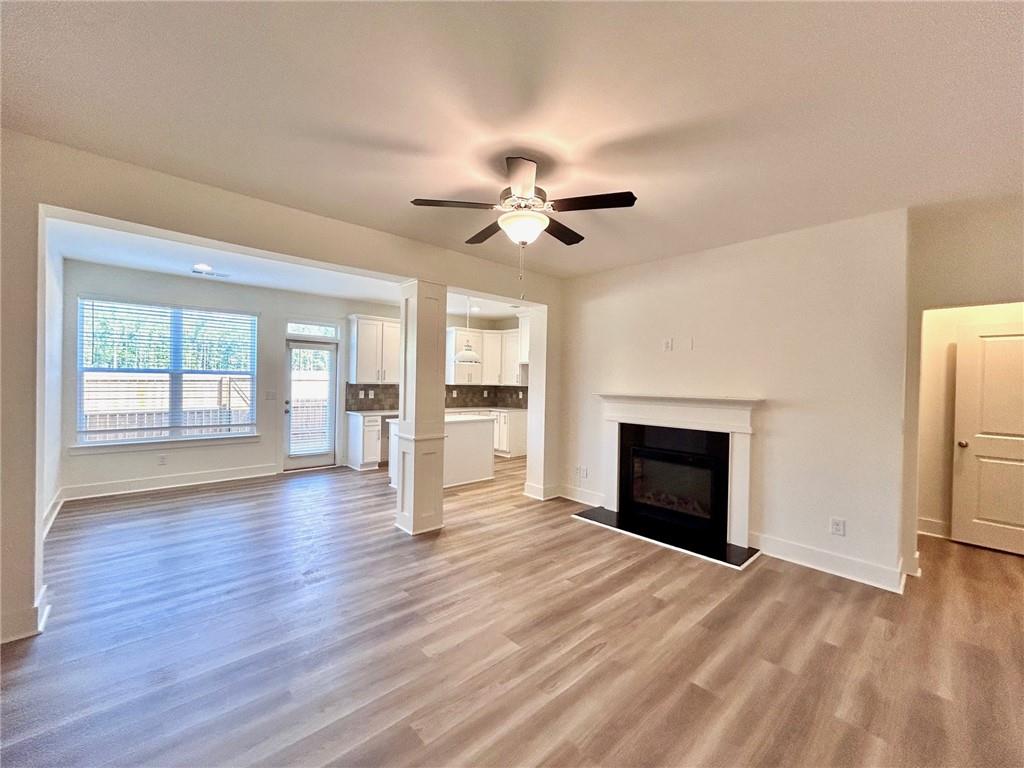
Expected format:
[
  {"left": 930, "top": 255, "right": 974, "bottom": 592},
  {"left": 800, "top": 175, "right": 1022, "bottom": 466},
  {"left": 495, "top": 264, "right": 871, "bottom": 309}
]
[{"left": 595, "top": 393, "right": 762, "bottom": 549}]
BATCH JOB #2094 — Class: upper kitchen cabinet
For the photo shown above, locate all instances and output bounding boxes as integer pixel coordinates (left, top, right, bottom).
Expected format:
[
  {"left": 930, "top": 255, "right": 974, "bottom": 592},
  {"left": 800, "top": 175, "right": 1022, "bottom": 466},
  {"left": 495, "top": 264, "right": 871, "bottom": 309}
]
[
  {"left": 481, "top": 331, "right": 503, "bottom": 385},
  {"left": 348, "top": 315, "right": 401, "bottom": 384},
  {"left": 501, "top": 330, "right": 522, "bottom": 386},
  {"left": 445, "top": 327, "right": 484, "bottom": 385},
  {"left": 517, "top": 313, "right": 530, "bottom": 364}
]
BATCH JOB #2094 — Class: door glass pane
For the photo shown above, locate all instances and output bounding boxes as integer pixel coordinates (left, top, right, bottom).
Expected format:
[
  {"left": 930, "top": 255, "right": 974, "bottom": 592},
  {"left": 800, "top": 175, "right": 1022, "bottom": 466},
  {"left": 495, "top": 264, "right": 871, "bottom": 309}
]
[{"left": 289, "top": 347, "right": 333, "bottom": 456}]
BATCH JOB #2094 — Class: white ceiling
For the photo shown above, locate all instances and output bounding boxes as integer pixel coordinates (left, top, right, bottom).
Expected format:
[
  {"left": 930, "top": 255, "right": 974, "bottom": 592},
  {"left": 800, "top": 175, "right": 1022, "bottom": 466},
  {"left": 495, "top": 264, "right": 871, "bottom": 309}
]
[
  {"left": 4, "top": 3, "right": 1021, "bottom": 278},
  {"left": 48, "top": 218, "right": 527, "bottom": 319}
]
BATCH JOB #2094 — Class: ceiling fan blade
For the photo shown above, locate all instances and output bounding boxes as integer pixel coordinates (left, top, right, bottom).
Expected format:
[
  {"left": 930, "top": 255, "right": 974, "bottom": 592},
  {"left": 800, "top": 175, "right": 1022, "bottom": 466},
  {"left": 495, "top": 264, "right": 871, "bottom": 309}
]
[
  {"left": 545, "top": 217, "right": 584, "bottom": 246},
  {"left": 411, "top": 198, "right": 495, "bottom": 209},
  {"left": 465, "top": 221, "right": 501, "bottom": 244},
  {"left": 506, "top": 157, "right": 537, "bottom": 199},
  {"left": 550, "top": 191, "right": 637, "bottom": 212}
]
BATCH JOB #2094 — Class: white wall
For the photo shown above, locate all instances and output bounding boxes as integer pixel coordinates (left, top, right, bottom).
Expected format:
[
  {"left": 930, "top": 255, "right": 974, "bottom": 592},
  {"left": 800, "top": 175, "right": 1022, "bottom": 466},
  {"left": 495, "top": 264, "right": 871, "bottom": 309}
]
[
  {"left": 59, "top": 260, "right": 399, "bottom": 498},
  {"left": 900, "top": 194, "right": 1024, "bottom": 571},
  {"left": 916, "top": 302, "right": 1024, "bottom": 538},
  {"left": 1, "top": 129, "right": 563, "bottom": 641},
  {"left": 560, "top": 210, "right": 910, "bottom": 590}
]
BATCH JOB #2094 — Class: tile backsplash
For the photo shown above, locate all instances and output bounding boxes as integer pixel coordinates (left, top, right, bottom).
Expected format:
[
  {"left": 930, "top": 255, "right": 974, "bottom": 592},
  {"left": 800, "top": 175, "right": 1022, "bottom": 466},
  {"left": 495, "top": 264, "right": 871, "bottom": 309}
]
[
  {"left": 446, "top": 385, "right": 528, "bottom": 409},
  {"left": 344, "top": 383, "right": 527, "bottom": 411},
  {"left": 344, "top": 383, "right": 399, "bottom": 411}
]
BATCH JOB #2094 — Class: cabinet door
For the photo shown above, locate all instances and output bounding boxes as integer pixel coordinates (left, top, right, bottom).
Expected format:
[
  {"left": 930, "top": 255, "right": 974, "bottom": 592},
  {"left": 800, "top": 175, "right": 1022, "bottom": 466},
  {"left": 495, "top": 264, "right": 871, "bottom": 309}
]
[
  {"left": 518, "top": 316, "right": 530, "bottom": 364},
  {"left": 354, "top": 319, "right": 382, "bottom": 383},
  {"left": 492, "top": 411, "right": 501, "bottom": 450},
  {"left": 481, "top": 332, "right": 502, "bottom": 385},
  {"left": 454, "top": 362, "right": 476, "bottom": 385},
  {"left": 380, "top": 322, "right": 401, "bottom": 383},
  {"left": 497, "top": 412, "right": 510, "bottom": 452},
  {"left": 501, "top": 331, "right": 519, "bottom": 385},
  {"left": 363, "top": 425, "right": 381, "bottom": 462}
]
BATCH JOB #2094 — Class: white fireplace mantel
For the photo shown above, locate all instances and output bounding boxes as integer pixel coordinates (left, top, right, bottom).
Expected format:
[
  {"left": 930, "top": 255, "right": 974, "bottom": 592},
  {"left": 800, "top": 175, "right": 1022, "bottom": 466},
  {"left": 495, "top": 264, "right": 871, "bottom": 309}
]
[{"left": 596, "top": 392, "right": 763, "bottom": 549}]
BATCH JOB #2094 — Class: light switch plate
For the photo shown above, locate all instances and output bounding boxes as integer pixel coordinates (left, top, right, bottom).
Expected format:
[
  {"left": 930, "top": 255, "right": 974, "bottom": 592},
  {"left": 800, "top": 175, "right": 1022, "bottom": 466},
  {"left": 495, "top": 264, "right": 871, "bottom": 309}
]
[
  {"left": 359, "top": 390, "right": 365, "bottom": 398},
  {"left": 368, "top": 390, "right": 375, "bottom": 399}
]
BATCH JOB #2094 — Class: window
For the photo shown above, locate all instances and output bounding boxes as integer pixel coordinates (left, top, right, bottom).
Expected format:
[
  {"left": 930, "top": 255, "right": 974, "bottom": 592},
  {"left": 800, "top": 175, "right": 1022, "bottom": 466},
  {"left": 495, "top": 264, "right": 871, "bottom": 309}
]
[
  {"left": 286, "top": 321, "right": 338, "bottom": 340},
  {"left": 77, "top": 298, "right": 258, "bottom": 444}
]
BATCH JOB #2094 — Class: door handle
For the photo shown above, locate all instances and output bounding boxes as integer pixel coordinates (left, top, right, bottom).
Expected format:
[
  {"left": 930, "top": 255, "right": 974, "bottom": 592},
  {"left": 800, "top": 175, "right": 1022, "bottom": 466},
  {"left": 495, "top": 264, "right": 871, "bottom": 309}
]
[{"left": 957, "top": 440, "right": 969, "bottom": 448}]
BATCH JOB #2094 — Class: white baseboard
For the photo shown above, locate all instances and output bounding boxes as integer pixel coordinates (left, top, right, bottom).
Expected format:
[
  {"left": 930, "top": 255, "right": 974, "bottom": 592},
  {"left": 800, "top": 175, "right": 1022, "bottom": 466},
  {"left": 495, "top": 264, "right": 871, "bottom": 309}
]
[
  {"left": 918, "top": 517, "right": 950, "bottom": 539},
  {"left": 556, "top": 484, "right": 605, "bottom": 508},
  {"left": 60, "top": 463, "right": 279, "bottom": 502},
  {"left": 523, "top": 482, "right": 562, "bottom": 501},
  {"left": 41, "top": 490, "right": 65, "bottom": 540},
  {"left": 748, "top": 532, "right": 904, "bottom": 594},
  {"left": 1, "top": 585, "right": 50, "bottom": 644}
]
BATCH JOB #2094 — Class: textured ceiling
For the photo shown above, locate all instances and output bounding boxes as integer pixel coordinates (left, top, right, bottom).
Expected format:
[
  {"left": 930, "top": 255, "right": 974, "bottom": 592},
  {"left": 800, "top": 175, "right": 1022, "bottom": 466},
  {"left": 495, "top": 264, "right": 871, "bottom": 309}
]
[{"left": 3, "top": 2, "right": 1021, "bottom": 277}]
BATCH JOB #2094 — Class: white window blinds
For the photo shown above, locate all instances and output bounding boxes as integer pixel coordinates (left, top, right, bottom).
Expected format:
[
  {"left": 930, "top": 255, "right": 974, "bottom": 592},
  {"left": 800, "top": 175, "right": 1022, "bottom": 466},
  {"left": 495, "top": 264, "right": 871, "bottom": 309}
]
[{"left": 77, "top": 298, "right": 258, "bottom": 444}]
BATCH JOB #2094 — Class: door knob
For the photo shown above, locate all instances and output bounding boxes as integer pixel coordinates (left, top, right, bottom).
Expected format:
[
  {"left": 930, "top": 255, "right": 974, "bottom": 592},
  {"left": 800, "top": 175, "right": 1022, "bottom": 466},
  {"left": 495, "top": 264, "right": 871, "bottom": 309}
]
[
  {"left": 284, "top": 408, "right": 290, "bottom": 414},
  {"left": 957, "top": 440, "right": 969, "bottom": 448}
]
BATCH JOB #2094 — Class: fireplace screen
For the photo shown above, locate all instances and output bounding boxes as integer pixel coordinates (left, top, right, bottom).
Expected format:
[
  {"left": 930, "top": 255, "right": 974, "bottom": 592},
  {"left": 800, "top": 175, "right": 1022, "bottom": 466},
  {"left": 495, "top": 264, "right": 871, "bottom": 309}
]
[{"left": 631, "top": 455, "right": 712, "bottom": 519}]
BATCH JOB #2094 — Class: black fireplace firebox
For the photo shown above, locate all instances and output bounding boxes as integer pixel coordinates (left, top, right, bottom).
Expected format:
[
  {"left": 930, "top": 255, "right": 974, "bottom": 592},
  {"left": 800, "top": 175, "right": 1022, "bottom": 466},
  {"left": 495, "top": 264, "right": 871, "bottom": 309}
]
[{"left": 575, "top": 423, "right": 758, "bottom": 567}]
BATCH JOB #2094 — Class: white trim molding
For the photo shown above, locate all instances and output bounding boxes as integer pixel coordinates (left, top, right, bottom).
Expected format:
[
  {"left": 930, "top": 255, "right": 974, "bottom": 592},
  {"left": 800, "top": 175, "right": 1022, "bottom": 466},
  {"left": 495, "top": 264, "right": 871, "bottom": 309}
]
[
  {"left": 557, "top": 483, "right": 606, "bottom": 508},
  {"left": 60, "top": 463, "right": 278, "bottom": 501},
  {"left": 918, "top": 517, "right": 951, "bottom": 539},
  {"left": 595, "top": 393, "right": 762, "bottom": 549},
  {"left": 2, "top": 585, "right": 51, "bottom": 643},
  {"left": 749, "top": 532, "right": 905, "bottom": 593},
  {"left": 524, "top": 482, "right": 563, "bottom": 501}
]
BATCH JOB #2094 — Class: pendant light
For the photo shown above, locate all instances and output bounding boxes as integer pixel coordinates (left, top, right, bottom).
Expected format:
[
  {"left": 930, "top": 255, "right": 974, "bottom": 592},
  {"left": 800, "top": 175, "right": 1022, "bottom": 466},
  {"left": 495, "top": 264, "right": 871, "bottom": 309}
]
[{"left": 454, "top": 294, "right": 482, "bottom": 364}]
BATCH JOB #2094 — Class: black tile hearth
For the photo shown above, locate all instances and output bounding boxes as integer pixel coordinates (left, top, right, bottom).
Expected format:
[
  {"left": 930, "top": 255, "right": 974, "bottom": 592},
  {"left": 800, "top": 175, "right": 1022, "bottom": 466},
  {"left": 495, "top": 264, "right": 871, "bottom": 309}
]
[{"left": 574, "top": 506, "right": 760, "bottom": 568}]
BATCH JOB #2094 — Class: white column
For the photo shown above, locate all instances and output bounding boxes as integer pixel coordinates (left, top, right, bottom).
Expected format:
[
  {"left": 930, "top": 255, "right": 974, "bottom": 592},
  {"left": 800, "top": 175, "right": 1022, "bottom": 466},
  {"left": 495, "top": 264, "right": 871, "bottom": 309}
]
[{"left": 394, "top": 279, "right": 447, "bottom": 535}]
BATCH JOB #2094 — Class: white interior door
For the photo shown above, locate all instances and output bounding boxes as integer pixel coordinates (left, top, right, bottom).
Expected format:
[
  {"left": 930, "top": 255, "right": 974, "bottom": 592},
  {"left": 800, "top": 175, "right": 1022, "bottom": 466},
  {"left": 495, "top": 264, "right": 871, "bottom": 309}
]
[
  {"left": 284, "top": 341, "right": 337, "bottom": 470},
  {"left": 951, "top": 321, "right": 1024, "bottom": 554}
]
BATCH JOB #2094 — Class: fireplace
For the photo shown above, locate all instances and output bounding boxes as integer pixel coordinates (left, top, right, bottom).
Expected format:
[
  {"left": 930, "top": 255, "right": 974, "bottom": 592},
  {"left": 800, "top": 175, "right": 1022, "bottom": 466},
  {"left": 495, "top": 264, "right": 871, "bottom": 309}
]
[{"left": 576, "top": 407, "right": 759, "bottom": 568}]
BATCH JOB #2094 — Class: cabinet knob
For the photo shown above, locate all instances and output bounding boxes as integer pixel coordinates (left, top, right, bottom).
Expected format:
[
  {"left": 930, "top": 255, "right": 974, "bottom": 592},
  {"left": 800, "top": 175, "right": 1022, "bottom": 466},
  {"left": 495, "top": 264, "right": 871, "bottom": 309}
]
[{"left": 957, "top": 440, "right": 969, "bottom": 448}]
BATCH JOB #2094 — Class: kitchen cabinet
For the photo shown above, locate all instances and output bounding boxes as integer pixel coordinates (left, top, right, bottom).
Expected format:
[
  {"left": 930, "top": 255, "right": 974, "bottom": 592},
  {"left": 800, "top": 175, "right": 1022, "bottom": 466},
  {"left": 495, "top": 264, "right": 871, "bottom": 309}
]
[
  {"left": 348, "top": 315, "right": 401, "bottom": 384},
  {"left": 346, "top": 411, "right": 396, "bottom": 470},
  {"left": 517, "top": 314, "right": 530, "bottom": 364},
  {"left": 445, "top": 328, "right": 484, "bottom": 384},
  {"left": 501, "top": 330, "right": 521, "bottom": 386},
  {"left": 481, "top": 331, "right": 503, "bottom": 385},
  {"left": 491, "top": 408, "right": 527, "bottom": 457}
]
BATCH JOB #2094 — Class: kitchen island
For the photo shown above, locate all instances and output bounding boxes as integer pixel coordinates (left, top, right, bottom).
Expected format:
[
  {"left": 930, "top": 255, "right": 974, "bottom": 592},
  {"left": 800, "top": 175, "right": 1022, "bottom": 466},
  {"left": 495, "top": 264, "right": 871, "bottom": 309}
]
[{"left": 388, "top": 413, "right": 496, "bottom": 488}]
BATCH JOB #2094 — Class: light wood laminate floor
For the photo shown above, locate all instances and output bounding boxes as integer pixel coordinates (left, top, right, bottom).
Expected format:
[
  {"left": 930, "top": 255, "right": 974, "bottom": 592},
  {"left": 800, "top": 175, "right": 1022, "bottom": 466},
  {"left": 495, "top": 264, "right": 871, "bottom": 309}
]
[{"left": 2, "top": 458, "right": 1022, "bottom": 767}]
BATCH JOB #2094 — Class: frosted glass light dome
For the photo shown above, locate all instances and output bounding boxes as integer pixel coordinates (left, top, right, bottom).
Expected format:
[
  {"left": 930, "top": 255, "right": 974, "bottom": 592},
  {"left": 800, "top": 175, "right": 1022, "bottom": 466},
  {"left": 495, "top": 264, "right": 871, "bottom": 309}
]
[{"left": 498, "top": 210, "right": 550, "bottom": 245}]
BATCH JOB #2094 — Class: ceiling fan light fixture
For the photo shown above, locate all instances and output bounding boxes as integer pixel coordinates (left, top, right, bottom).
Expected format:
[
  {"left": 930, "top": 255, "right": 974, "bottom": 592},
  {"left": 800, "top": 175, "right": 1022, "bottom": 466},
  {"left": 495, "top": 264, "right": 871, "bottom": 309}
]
[{"left": 498, "top": 210, "right": 549, "bottom": 245}]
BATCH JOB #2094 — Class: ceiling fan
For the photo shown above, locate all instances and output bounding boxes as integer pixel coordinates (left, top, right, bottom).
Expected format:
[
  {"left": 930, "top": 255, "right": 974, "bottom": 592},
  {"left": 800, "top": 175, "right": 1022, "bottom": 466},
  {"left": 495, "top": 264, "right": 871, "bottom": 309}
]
[{"left": 411, "top": 157, "right": 636, "bottom": 247}]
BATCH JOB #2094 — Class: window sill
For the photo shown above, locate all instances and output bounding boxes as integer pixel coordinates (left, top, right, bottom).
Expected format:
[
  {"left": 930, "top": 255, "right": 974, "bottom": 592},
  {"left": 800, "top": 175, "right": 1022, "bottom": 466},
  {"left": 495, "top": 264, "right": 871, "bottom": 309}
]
[{"left": 67, "top": 432, "right": 261, "bottom": 455}]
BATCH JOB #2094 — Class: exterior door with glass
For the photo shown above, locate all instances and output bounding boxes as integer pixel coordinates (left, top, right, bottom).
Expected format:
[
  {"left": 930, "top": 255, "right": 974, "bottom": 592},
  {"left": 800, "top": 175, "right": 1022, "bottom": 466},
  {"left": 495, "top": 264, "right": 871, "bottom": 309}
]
[{"left": 284, "top": 341, "right": 337, "bottom": 470}]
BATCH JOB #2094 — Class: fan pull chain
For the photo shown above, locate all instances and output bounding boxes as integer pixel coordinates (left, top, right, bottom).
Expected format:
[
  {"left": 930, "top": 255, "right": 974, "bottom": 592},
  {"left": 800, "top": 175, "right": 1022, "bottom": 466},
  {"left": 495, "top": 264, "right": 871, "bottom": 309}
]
[{"left": 518, "top": 242, "right": 526, "bottom": 300}]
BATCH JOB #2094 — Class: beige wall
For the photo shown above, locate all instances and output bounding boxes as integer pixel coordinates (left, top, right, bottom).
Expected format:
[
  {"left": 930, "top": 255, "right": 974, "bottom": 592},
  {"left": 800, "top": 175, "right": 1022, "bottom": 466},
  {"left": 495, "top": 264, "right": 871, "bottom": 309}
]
[
  {"left": 560, "top": 209, "right": 910, "bottom": 590},
  {"left": 916, "top": 302, "right": 1024, "bottom": 537},
  {"left": 60, "top": 260, "right": 400, "bottom": 498},
  {"left": 901, "top": 194, "right": 1024, "bottom": 570},
  {"left": 1, "top": 129, "right": 564, "bottom": 641}
]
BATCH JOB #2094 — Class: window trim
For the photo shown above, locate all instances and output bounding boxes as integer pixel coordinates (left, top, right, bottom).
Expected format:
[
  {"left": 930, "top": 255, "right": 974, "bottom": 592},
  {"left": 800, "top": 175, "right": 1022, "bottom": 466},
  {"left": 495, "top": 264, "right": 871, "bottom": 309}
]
[
  {"left": 285, "top": 317, "right": 341, "bottom": 342},
  {"left": 75, "top": 295, "right": 260, "bottom": 446}
]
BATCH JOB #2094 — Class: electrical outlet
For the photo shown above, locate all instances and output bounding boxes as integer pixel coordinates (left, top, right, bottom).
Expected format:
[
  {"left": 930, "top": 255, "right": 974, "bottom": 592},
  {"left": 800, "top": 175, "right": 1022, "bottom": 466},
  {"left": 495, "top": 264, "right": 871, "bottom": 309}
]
[
  {"left": 368, "top": 390, "right": 375, "bottom": 399},
  {"left": 518, "top": 391, "right": 523, "bottom": 399},
  {"left": 358, "top": 390, "right": 365, "bottom": 399},
  {"left": 582, "top": 466, "right": 589, "bottom": 479},
  {"left": 453, "top": 390, "right": 458, "bottom": 398},
  {"left": 483, "top": 390, "right": 488, "bottom": 397},
  {"left": 830, "top": 517, "right": 846, "bottom": 537},
  {"left": 573, "top": 464, "right": 581, "bottom": 484},
  {"left": 157, "top": 454, "right": 168, "bottom": 466}
]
